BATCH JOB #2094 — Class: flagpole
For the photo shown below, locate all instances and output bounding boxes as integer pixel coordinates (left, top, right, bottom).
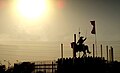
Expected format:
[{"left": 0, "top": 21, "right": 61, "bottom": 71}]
[
  {"left": 78, "top": 28, "right": 81, "bottom": 57},
  {"left": 90, "top": 20, "right": 97, "bottom": 57},
  {"left": 94, "top": 21, "right": 97, "bottom": 57},
  {"left": 95, "top": 31, "right": 97, "bottom": 57}
]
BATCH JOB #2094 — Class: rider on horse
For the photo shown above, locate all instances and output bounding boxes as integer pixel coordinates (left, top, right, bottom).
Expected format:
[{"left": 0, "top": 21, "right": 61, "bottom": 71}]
[
  {"left": 77, "top": 36, "right": 91, "bottom": 54},
  {"left": 77, "top": 36, "right": 86, "bottom": 45}
]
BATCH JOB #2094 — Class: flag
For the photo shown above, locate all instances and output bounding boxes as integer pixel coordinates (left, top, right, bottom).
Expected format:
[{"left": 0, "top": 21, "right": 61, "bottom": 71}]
[{"left": 90, "top": 21, "right": 96, "bottom": 34}]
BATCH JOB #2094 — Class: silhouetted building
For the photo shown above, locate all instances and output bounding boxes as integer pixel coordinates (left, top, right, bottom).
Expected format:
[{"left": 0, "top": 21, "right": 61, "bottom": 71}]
[
  {"left": 0, "top": 65, "right": 5, "bottom": 73},
  {"left": 14, "top": 62, "right": 34, "bottom": 73}
]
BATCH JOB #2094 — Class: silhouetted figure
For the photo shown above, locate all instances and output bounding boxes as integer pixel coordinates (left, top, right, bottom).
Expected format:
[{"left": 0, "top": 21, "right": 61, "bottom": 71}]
[
  {"left": 71, "top": 36, "right": 91, "bottom": 57},
  {"left": 77, "top": 36, "right": 91, "bottom": 54},
  {"left": 77, "top": 36, "right": 86, "bottom": 45}
]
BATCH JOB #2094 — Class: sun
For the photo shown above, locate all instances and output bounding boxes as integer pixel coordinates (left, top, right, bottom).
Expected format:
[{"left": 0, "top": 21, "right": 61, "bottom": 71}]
[{"left": 16, "top": 0, "right": 47, "bottom": 19}]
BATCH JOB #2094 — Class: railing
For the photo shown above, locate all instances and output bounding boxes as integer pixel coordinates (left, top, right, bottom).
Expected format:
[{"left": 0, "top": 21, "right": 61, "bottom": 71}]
[{"left": 33, "top": 60, "right": 57, "bottom": 73}]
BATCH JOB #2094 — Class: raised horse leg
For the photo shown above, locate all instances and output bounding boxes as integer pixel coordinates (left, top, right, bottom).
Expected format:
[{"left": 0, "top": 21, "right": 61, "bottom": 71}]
[
  {"left": 85, "top": 45, "right": 91, "bottom": 54},
  {"left": 82, "top": 45, "right": 91, "bottom": 57}
]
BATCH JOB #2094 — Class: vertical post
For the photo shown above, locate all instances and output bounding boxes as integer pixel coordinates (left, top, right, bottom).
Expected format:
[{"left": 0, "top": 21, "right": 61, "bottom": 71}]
[
  {"left": 111, "top": 46, "right": 114, "bottom": 62},
  {"left": 61, "top": 43, "right": 63, "bottom": 64},
  {"left": 101, "top": 44, "right": 103, "bottom": 58},
  {"left": 78, "top": 28, "right": 80, "bottom": 38},
  {"left": 44, "top": 64, "right": 46, "bottom": 73},
  {"left": 95, "top": 34, "right": 97, "bottom": 57},
  {"left": 106, "top": 45, "right": 108, "bottom": 62},
  {"left": 78, "top": 31, "right": 81, "bottom": 57},
  {"left": 72, "top": 34, "right": 76, "bottom": 64},
  {"left": 73, "top": 34, "right": 76, "bottom": 58},
  {"left": 74, "top": 34, "right": 76, "bottom": 43},
  {"left": 109, "top": 49, "right": 111, "bottom": 62},
  {"left": 61, "top": 44, "right": 63, "bottom": 59},
  {"left": 90, "top": 20, "right": 97, "bottom": 57},
  {"left": 93, "top": 44, "right": 95, "bottom": 58},
  {"left": 52, "top": 62, "right": 53, "bottom": 73}
]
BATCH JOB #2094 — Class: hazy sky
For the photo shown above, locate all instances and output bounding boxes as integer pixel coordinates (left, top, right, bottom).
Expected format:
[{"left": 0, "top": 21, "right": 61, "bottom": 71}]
[
  {"left": 0, "top": 0, "right": 120, "bottom": 65},
  {"left": 0, "top": 0, "right": 120, "bottom": 41}
]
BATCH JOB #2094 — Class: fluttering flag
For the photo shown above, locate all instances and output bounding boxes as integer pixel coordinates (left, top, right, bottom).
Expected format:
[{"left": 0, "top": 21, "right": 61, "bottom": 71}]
[{"left": 90, "top": 21, "right": 96, "bottom": 34}]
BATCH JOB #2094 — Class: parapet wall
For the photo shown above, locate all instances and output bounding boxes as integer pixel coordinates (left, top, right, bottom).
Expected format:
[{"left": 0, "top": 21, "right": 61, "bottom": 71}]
[{"left": 57, "top": 57, "right": 120, "bottom": 73}]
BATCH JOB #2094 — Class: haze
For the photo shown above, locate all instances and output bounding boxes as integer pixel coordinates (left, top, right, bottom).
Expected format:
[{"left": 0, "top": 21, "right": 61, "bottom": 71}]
[{"left": 0, "top": 0, "right": 120, "bottom": 65}]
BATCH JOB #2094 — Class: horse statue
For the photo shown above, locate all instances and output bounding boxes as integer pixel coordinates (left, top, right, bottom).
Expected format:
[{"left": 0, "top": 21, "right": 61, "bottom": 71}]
[{"left": 71, "top": 36, "right": 91, "bottom": 57}]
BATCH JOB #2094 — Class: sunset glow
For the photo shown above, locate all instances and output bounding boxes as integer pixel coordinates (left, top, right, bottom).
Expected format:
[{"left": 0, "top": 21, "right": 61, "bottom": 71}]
[
  {"left": 16, "top": 0, "right": 48, "bottom": 19},
  {"left": 0, "top": 0, "right": 120, "bottom": 66}
]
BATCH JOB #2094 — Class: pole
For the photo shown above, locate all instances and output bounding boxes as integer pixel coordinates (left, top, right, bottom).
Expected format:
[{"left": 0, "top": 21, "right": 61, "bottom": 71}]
[
  {"left": 73, "top": 34, "right": 76, "bottom": 64},
  {"left": 74, "top": 34, "right": 76, "bottom": 43},
  {"left": 95, "top": 33, "right": 97, "bottom": 57},
  {"left": 93, "top": 44, "right": 95, "bottom": 58},
  {"left": 90, "top": 20, "right": 97, "bottom": 57},
  {"left": 101, "top": 44, "right": 103, "bottom": 58},
  {"left": 78, "top": 28, "right": 80, "bottom": 38},
  {"left": 73, "top": 34, "right": 76, "bottom": 58},
  {"left": 109, "top": 49, "right": 111, "bottom": 62},
  {"left": 78, "top": 29, "right": 80, "bottom": 57},
  {"left": 111, "top": 46, "right": 114, "bottom": 62},
  {"left": 61, "top": 43, "right": 63, "bottom": 64},
  {"left": 106, "top": 45, "right": 108, "bottom": 62},
  {"left": 52, "top": 62, "right": 53, "bottom": 73},
  {"left": 61, "top": 43, "right": 63, "bottom": 59}
]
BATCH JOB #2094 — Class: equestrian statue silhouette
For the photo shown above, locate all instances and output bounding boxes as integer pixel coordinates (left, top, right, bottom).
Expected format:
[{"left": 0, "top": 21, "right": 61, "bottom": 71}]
[{"left": 71, "top": 35, "right": 91, "bottom": 57}]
